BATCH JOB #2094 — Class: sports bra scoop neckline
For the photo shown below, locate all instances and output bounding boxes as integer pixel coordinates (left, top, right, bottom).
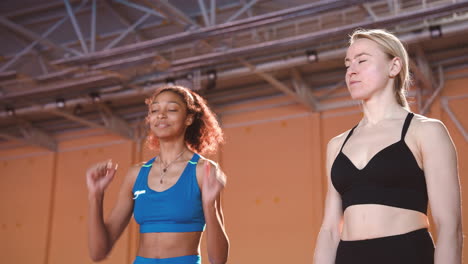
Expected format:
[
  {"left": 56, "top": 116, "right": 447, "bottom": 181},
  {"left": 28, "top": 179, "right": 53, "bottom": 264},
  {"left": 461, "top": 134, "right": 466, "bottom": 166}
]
[{"left": 331, "top": 113, "right": 428, "bottom": 214}]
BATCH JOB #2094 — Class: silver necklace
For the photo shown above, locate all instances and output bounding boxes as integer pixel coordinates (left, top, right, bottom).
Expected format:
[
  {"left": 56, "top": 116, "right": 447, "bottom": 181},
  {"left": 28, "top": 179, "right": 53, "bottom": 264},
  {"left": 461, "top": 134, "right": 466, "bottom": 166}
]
[{"left": 158, "top": 149, "right": 186, "bottom": 184}]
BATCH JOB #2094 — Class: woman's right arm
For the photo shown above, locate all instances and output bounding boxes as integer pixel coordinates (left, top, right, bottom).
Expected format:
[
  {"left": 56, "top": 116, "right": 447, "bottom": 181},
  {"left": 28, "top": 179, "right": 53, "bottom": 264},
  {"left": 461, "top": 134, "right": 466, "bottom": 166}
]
[
  {"left": 313, "top": 138, "right": 343, "bottom": 264},
  {"left": 86, "top": 161, "right": 139, "bottom": 262}
]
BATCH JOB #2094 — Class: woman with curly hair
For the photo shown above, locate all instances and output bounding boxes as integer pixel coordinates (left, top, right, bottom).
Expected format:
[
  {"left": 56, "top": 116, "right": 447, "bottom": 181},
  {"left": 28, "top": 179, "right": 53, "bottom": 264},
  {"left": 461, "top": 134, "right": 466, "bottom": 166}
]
[{"left": 86, "top": 85, "right": 229, "bottom": 264}]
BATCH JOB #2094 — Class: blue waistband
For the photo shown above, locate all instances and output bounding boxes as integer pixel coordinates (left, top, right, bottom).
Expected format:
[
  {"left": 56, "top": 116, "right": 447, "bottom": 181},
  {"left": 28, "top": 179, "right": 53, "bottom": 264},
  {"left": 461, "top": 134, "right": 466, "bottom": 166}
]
[{"left": 133, "top": 255, "right": 201, "bottom": 264}]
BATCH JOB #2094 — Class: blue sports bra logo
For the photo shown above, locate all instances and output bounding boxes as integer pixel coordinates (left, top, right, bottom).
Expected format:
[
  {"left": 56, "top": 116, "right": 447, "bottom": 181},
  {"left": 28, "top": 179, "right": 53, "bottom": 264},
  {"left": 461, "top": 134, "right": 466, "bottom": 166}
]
[{"left": 133, "top": 190, "right": 146, "bottom": 200}]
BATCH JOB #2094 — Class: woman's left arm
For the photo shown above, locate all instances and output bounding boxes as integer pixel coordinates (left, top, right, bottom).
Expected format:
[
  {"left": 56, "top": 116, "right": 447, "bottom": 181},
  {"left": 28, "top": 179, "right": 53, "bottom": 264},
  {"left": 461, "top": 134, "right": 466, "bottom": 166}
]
[
  {"left": 419, "top": 119, "right": 463, "bottom": 264},
  {"left": 200, "top": 160, "right": 229, "bottom": 264}
]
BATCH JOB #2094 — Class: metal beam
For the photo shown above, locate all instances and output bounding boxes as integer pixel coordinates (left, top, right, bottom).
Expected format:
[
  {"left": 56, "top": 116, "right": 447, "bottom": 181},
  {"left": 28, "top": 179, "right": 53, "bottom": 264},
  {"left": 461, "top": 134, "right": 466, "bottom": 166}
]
[
  {"left": 86, "top": 21, "right": 468, "bottom": 89},
  {"left": 90, "top": 0, "right": 97, "bottom": 52},
  {"left": 5, "top": 29, "right": 58, "bottom": 75},
  {"left": 0, "top": 0, "right": 88, "bottom": 72},
  {"left": 4, "top": 15, "right": 468, "bottom": 120},
  {"left": 51, "top": 2, "right": 468, "bottom": 76},
  {"left": 154, "top": 0, "right": 200, "bottom": 27},
  {"left": 4, "top": 47, "right": 468, "bottom": 120},
  {"left": 104, "top": 13, "right": 151, "bottom": 50},
  {"left": 240, "top": 0, "right": 259, "bottom": 40},
  {"left": 47, "top": 108, "right": 108, "bottom": 130},
  {"left": 13, "top": 6, "right": 92, "bottom": 29},
  {"left": 414, "top": 46, "right": 434, "bottom": 88},
  {"left": 37, "top": 54, "right": 49, "bottom": 74},
  {"left": 9, "top": 17, "right": 464, "bottom": 105},
  {"left": 104, "top": 0, "right": 147, "bottom": 41},
  {"left": 113, "top": 0, "right": 166, "bottom": 19},
  {"left": 6, "top": 28, "right": 33, "bottom": 47},
  {"left": 421, "top": 66, "right": 444, "bottom": 115},
  {"left": 164, "top": 2, "right": 468, "bottom": 70},
  {"left": 197, "top": 0, "right": 210, "bottom": 26},
  {"left": 0, "top": 73, "right": 122, "bottom": 101},
  {"left": 316, "top": 80, "right": 345, "bottom": 100},
  {"left": 409, "top": 58, "right": 433, "bottom": 92},
  {"left": 0, "top": 132, "right": 21, "bottom": 142},
  {"left": 290, "top": 68, "right": 318, "bottom": 110},
  {"left": 64, "top": 0, "right": 89, "bottom": 53},
  {"left": 435, "top": 54, "right": 468, "bottom": 68},
  {"left": 47, "top": 107, "right": 133, "bottom": 139},
  {"left": 51, "top": 0, "right": 374, "bottom": 65},
  {"left": 17, "top": 119, "right": 57, "bottom": 151},
  {"left": 91, "top": 52, "right": 159, "bottom": 70},
  {"left": 0, "top": 71, "right": 17, "bottom": 81},
  {"left": 210, "top": 0, "right": 216, "bottom": 26},
  {"left": 225, "top": 0, "right": 258, "bottom": 23},
  {"left": 0, "top": 84, "right": 152, "bottom": 119},
  {"left": 360, "top": 3, "right": 377, "bottom": 20},
  {"left": 35, "top": 67, "right": 79, "bottom": 82},
  {"left": 3, "top": 0, "right": 82, "bottom": 19},
  {"left": 0, "top": 16, "right": 80, "bottom": 55},
  {"left": 441, "top": 96, "right": 468, "bottom": 142},
  {"left": 98, "top": 104, "right": 134, "bottom": 139},
  {"left": 89, "top": 52, "right": 171, "bottom": 73},
  {"left": 409, "top": 45, "right": 434, "bottom": 111},
  {"left": 239, "top": 59, "right": 314, "bottom": 111}
]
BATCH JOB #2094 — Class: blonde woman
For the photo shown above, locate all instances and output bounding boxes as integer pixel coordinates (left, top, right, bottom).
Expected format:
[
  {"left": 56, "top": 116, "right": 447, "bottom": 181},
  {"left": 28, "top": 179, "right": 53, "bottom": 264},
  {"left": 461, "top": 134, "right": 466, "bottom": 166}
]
[{"left": 314, "top": 29, "right": 462, "bottom": 264}]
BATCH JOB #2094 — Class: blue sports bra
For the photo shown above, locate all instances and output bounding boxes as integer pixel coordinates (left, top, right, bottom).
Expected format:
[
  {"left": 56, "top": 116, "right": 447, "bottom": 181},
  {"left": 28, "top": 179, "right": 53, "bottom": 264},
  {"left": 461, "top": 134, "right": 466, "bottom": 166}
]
[
  {"left": 132, "top": 153, "right": 206, "bottom": 233},
  {"left": 331, "top": 113, "right": 428, "bottom": 214}
]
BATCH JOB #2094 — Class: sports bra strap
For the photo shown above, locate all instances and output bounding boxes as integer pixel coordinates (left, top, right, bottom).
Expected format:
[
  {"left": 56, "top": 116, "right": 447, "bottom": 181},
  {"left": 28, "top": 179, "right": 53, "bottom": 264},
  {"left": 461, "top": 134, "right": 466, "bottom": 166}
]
[
  {"left": 340, "top": 124, "right": 358, "bottom": 152},
  {"left": 142, "top": 157, "right": 156, "bottom": 167},
  {"left": 401, "top": 113, "right": 414, "bottom": 140}
]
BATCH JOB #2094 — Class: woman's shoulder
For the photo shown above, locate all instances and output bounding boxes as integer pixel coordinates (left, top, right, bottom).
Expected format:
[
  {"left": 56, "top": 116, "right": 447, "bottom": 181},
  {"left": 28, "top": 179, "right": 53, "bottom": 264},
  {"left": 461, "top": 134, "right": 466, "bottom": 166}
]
[
  {"left": 195, "top": 155, "right": 219, "bottom": 170},
  {"left": 126, "top": 160, "right": 153, "bottom": 178},
  {"left": 132, "top": 158, "right": 153, "bottom": 169},
  {"left": 328, "top": 128, "right": 354, "bottom": 151},
  {"left": 194, "top": 154, "right": 226, "bottom": 185},
  {"left": 411, "top": 113, "right": 447, "bottom": 132},
  {"left": 410, "top": 113, "right": 450, "bottom": 140}
]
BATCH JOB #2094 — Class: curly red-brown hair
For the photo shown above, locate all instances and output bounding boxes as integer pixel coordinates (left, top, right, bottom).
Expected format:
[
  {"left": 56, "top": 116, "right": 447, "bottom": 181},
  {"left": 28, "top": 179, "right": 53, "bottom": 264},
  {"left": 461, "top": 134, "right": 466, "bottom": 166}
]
[{"left": 145, "top": 85, "right": 224, "bottom": 155}]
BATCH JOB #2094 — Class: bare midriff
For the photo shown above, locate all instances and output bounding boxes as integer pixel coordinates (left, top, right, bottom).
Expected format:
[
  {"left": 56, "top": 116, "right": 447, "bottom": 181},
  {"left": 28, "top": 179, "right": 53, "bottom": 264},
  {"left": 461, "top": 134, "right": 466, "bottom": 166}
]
[
  {"left": 137, "top": 232, "right": 202, "bottom": 258},
  {"left": 341, "top": 204, "right": 429, "bottom": 241}
]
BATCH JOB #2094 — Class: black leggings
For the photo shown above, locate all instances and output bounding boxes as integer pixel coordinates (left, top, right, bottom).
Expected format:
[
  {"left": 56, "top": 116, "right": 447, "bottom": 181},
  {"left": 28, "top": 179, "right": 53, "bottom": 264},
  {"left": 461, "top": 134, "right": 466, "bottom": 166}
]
[{"left": 335, "top": 228, "right": 434, "bottom": 264}]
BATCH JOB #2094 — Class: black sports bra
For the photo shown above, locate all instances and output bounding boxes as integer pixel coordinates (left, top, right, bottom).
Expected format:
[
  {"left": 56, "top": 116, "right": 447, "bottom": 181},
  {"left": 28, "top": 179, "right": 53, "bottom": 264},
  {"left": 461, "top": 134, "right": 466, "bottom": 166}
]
[{"left": 331, "top": 113, "right": 428, "bottom": 214}]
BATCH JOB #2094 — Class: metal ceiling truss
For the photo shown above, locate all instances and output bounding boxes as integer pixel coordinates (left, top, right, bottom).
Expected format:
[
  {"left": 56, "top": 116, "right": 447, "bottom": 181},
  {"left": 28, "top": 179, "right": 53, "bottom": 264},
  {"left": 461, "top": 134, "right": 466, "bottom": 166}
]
[
  {"left": 0, "top": 118, "right": 58, "bottom": 151},
  {"left": 441, "top": 94, "right": 468, "bottom": 142},
  {"left": 1, "top": 0, "right": 468, "bottom": 150}
]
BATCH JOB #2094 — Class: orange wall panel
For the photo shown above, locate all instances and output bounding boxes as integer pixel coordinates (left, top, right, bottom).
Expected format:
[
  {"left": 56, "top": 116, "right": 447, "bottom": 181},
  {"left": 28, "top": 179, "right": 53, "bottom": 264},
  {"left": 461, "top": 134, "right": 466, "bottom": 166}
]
[
  {"left": 0, "top": 152, "right": 55, "bottom": 264},
  {"left": 222, "top": 114, "right": 322, "bottom": 263},
  {"left": 47, "top": 139, "right": 134, "bottom": 264}
]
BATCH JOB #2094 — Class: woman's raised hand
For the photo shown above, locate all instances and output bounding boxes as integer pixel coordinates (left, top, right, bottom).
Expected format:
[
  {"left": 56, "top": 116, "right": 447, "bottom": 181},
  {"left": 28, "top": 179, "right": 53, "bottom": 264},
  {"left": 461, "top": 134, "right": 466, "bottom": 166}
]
[
  {"left": 86, "top": 160, "right": 119, "bottom": 195},
  {"left": 202, "top": 161, "right": 226, "bottom": 205}
]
